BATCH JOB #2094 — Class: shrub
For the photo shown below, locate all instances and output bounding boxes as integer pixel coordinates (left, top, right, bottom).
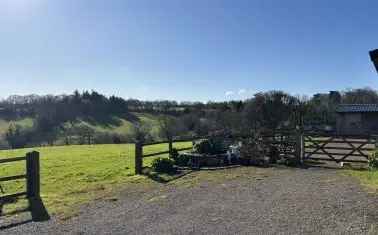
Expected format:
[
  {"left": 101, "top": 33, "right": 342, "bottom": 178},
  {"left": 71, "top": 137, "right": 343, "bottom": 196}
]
[
  {"left": 5, "top": 124, "right": 32, "bottom": 149},
  {"left": 193, "top": 138, "right": 226, "bottom": 155},
  {"left": 285, "top": 157, "right": 299, "bottom": 167},
  {"left": 170, "top": 148, "right": 179, "bottom": 160},
  {"left": 174, "top": 154, "right": 191, "bottom": 167},
  {"left": 152, "top": 158, "right": 176, "bottom": 173},
  {"left": 368, "top": 153, "right": 378, "bottom": 170},
  {"left": 194, "top": 139, "right": 213, "bottom": 154}
]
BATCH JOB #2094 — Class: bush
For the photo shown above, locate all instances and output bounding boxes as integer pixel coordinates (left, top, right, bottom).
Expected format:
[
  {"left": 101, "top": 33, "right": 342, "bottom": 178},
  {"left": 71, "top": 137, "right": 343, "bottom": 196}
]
[
  {"left": 174, "top": 154, "right": 191, "bottom": 167},
  {"left": 170, "top": 148, "right": 179, "bottom": 160},
  {"left": 193, "top": 138, "right": 226, "bottom": 155},
  {"left": 93, "top": 132, "right": 126, "bottom": 144},
  {"left": 368, "top": 153, "right": 378, "bottom": 170},
  {"left": 152, "top": 158, "right": 176, "bottom": 173},
  {"left": 5, "top": 124, "right": 32, "bottom": 149},
  {"left": 194, "top": 139, "right": 213, "bottom": 154}
]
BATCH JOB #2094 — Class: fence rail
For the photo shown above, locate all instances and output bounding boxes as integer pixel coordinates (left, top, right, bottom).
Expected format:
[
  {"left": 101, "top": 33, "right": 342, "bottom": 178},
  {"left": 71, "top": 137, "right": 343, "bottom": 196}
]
[
  {"left": 134, "top": 138, "right": 198, "bottom": 174},
  {"left": 0, "top": 151, "right": 40, "bottom": 202},
  {"left": 0, "top": 156, "right": 26, "bottom": 164},
  {"left": 134, "top": 131, "right": 377, "bottom": 173}
]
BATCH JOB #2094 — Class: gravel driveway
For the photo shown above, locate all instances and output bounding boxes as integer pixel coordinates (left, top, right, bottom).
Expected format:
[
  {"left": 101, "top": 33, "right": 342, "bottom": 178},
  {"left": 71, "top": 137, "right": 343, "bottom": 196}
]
[{"left": 1, "top": 166, "right": 378, "bottom": 234}]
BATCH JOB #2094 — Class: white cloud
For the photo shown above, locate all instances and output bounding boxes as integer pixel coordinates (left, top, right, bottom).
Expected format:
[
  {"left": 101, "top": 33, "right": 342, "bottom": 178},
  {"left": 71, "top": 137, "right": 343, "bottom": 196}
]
[
  {"left": 225, "top": 91, "right": 234, "bottom": 97},
  {"left": 238, "top": 89, "right": 247, "bottom": 95}
]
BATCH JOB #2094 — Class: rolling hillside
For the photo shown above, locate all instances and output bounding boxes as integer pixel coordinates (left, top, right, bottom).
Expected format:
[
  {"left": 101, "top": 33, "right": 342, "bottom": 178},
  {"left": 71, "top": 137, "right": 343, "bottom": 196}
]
[{"left": 0, "top": 113, "right": 167, "bottom": 147}]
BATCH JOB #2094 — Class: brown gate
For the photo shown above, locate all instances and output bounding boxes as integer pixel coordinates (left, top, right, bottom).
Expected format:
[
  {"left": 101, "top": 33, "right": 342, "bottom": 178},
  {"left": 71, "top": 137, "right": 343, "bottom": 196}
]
[{"left": 304, "top": 133, "right": 376, "bottom": 163}]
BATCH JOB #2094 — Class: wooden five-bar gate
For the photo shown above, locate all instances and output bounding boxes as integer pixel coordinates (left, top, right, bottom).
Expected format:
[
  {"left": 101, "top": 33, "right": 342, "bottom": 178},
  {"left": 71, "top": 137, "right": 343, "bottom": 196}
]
[{"left": 303, "top": 133, "right": 376, "bottom": 163}]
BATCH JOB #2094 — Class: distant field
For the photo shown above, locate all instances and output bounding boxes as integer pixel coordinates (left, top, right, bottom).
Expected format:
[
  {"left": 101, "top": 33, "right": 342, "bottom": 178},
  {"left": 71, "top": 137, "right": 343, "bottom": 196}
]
[
  {"left": 0, "top": 113, "right": 166, "bottom": 144},
  {"left": 0, "top": 141, "right": 192, "bottom": 217},
  {"left": 0, "top": 118, "right": 34, "bottom": 135},
  {"left": 79, "top": 113, "right": 163, "bottom": 137}
]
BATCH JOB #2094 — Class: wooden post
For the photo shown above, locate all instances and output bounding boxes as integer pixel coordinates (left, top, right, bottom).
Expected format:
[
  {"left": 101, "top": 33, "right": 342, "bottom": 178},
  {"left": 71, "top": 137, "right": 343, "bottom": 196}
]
[
  {"left": 295, "top": 131, "right": 301, "bottom": 164},
  {"left": 300, "top": 133, "right": 304, "bottom": 164},
  {"left": 168, "top": 138, "right": 173, "bottom": 158},
  {"left": 135, "top": 142, "right": 143, "bottom": 175},
  {"left": 26, "top": 151, "right": 40, "bottom": 199}
]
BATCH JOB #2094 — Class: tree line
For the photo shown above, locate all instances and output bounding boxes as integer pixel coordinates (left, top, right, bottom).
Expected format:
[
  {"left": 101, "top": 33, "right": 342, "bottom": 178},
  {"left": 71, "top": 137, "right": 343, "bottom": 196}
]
[{"left": 1, "top": 88, "right": 377, "bottom": 149}]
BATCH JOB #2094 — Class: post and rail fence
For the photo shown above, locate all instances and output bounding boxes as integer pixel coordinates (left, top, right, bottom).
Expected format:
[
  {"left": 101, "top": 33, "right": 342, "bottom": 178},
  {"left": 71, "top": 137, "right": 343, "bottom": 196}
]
[
  {"left": 134, "top": 138, "right": 197, "bottom": 174},
  {"left": 134, "top": 131, "right": 377, "bottom": 174},
  {"left": 0, "top": 151, "right": 41, "bottom": 203}
]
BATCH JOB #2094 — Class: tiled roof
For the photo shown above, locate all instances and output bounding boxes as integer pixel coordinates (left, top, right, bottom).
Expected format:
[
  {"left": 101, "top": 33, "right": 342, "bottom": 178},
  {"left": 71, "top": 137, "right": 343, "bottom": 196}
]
[{"left": 336, "top": 104, "right": 378, "bottom": 113}]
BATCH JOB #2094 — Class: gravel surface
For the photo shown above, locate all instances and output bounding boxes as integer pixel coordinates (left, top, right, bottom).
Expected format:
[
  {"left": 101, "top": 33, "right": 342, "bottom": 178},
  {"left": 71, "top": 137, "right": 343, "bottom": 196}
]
[{"left": 1, "top": 166, "right": 378, "bottom": 234}]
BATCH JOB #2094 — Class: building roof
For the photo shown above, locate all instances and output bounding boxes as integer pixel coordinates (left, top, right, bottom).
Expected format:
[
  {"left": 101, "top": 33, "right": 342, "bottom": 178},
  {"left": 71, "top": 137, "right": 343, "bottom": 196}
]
[
  {"left": 336, "top": 104, "right": 378, "bottom": 113},
  {"left": 370, "top": 49, "right": 378, "bottom": 60},
  {"left": 370, "top": 49, "right": 378, "bottom": 72}
]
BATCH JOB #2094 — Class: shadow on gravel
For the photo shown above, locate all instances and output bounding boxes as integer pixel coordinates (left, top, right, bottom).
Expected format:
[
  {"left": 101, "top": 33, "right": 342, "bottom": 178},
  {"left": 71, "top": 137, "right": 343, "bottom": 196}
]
[
  {"left": 142, "top": 167, "right": 195, "bottom": 183},
  {"left": 0, "top": 219, "right": 33, "bottom": 231},
  {"left": 302, "top": 159, "right": 368, "bottom": 171},
  {"left": 142, "top": 165, "right": 244, "bottom": 183},
  {"left": 0, "top": 197, "right": 50, "bottom": 231}
]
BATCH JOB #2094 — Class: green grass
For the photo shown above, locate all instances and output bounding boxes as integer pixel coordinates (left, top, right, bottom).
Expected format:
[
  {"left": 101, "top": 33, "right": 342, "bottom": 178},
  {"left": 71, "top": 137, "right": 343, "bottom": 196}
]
[
  {"left": 345, "top": 169, "right": 378, "bottom": 192},
  {"left": 0, "top": 141, "right": 192, "bottom": 217}
]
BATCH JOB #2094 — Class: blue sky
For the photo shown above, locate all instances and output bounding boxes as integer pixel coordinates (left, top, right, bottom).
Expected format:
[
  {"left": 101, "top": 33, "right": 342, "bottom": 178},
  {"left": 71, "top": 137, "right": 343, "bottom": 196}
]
[{"left": 0, "top": 0, "right": 378, "bottom": 101}]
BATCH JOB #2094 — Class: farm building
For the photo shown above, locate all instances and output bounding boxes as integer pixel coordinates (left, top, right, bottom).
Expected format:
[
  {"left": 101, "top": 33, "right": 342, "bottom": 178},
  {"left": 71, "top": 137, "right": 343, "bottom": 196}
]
[
  {"left": 370, "top": 49, "right": 378, "bottom": 72},
  {"left": 336, "top": 104, "right": 378, "bottom": 135}
]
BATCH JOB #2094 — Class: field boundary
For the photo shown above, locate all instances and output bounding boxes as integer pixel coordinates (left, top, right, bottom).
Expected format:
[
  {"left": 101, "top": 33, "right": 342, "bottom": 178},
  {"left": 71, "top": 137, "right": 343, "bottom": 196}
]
[{"left": 135, "top": 138, "right": 197, "bottom": 174}]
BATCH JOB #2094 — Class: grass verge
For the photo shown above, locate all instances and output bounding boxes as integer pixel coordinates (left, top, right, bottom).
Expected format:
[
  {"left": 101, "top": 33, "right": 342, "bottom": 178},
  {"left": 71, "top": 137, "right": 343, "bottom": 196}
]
[{"left": 344, "top": 169, "right": 378, "bottom": 192}]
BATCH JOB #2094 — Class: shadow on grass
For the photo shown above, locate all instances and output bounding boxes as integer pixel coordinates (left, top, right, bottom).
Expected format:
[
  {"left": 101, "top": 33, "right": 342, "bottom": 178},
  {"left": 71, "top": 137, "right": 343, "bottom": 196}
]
[
  {"left": 0, "top": 197, "right": 50, "bottom": 231},
  {"left": 142, "top": 167, "right": 194, "bottom": 184},
  {"left": 84, "top": 112, "right": 140, "bottom": 128}
]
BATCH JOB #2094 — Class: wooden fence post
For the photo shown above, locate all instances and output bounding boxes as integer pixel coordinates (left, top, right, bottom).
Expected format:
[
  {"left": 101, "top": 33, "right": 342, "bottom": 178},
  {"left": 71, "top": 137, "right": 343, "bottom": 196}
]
[
  {"left": 300, "top": 133, "right": 304, "bottom": 164},
  {"left": 295, "top": 131, "right": 304, "bottom": 164},
  {"left": 168, "top": 138, "right": 173, "bottom": 158},
  {"left": 26, "top": 151, "right": 40, "bottom": 199},
  {"left": 135, "top": 142, "right": 143, "bottom": 175}
]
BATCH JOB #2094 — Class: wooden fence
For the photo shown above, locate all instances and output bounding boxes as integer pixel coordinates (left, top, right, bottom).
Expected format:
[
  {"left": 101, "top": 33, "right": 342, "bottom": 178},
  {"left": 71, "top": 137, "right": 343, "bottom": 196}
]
[
  {"left": 133, "top": 131, "right": 377, "bottom": 174},
  {"left": 0, "top": 151, "right": 40, "bottom": 202},
  {"left": 134, "top": 139, "right": 196, "bottom": 174}
]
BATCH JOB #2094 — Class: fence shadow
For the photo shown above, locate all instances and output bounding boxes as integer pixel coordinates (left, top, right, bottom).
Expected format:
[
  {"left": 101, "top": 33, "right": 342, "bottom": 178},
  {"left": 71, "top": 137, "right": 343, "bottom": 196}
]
[
  {"left": 143, "top": 165, "right": 248, "bottom": 183},
  {"left": 302, "top": 159, "right": 368, "bottom": 171},
  {"left": 29, "top": 197, "right": 50, "bottom": 222},
  {"left": 143, "top": 167, "right": 195, "bottom": 184},
  {"left": 0, "top": 197, "right": 49, "bottom": 231},
  {"left": 0, "top": 219, "right": 33, "bottom": 231}
]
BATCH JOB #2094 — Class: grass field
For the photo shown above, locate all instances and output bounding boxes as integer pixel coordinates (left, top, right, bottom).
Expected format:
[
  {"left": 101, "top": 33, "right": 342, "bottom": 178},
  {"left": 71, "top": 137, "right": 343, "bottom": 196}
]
[
  {"left": 0, "top": 118, "right": 33, "bottom": 134},
  {"left": 0, "top": 113, "right": 163, "bottom": 136},
  {"left": 0, "top": 142, "right": 192, "bottom": 217},
  {"left": 345, "top": 169, "right": 378, "bottom": 192}
]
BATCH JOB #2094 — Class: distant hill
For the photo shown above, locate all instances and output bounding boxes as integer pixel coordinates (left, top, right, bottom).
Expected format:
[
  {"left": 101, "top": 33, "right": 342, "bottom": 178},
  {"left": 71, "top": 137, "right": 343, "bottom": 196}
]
[{"left": 0, "top": 112, "right": 169, "bottom": 149}]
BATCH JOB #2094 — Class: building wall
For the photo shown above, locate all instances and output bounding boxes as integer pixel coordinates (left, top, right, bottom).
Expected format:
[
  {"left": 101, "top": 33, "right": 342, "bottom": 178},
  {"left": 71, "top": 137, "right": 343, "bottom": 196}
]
[
  {"left": 362, "top": 113, "right": 378, "bottom": 134},
  {"left": 337, "top": 112, "right": 378, "bottom": 135}
]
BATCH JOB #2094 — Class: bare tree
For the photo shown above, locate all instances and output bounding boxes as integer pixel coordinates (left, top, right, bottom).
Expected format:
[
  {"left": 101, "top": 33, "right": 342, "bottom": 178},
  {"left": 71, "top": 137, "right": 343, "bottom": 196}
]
[
  {"left": 130, "top": 121, "right": 152, "bottom": 143},
  {"left": 158, "top": 116, "right": 184, "bottom": 141}
]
